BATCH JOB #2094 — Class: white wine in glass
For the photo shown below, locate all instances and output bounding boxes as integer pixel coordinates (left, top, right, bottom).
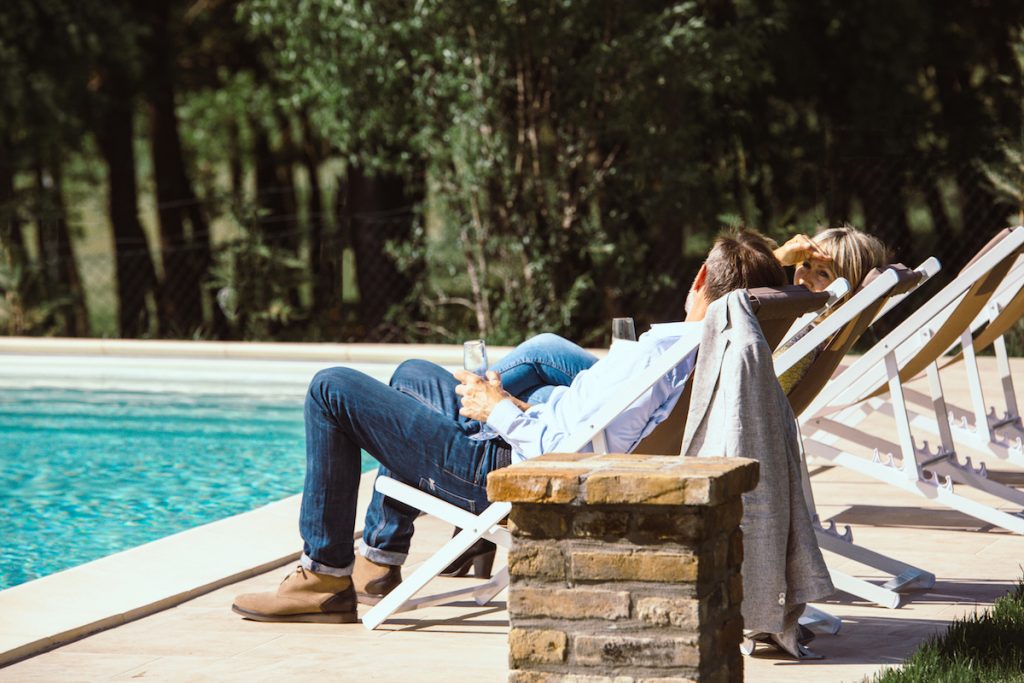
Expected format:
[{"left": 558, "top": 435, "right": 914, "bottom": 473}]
[
  {"left": 463, "top": 339, "right": 488, "bottom": 377},
  {"left": 463, "top": 339, "right": 497, "bottom": 441}
]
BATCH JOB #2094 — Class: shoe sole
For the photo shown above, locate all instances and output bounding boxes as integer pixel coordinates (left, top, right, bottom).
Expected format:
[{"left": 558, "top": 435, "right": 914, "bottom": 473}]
[
  {"left": 356, "top": 592, "right": 384, "bottom": 606},
  {"left": 231, "top": 604, "right": 358, "bottom": 624}
]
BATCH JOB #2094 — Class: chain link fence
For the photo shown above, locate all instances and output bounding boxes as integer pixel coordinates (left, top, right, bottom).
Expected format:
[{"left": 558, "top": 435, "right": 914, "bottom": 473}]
[{"left": 4, "top": 155, "right": 1023, "bottom": 350}]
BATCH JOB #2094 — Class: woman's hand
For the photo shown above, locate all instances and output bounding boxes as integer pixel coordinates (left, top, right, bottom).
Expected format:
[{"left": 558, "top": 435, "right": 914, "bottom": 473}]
[
  {"left": 453, "top": 369, "right": 512, "bottom": 422},
  {"left": 774, "top": 234, "right": 833, "bottom": 267}
]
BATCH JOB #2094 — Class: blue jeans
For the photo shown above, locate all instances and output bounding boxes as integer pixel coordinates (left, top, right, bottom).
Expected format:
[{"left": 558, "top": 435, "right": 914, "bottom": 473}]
[
  {"left": 492, "top": 333, "right": 599, "bottom": 405},
  {"left": 300, "top": 361, "right": 513, "bottom": 576},
  {"left": 359, "top": 334, "right": 597, "bottom": 566}
]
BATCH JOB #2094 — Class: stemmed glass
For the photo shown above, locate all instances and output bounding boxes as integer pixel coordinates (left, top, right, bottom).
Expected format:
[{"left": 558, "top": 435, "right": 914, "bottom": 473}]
[
  {"left": 611, "top": 317, "right": 637, "bottom": 346},
  {"left": 463, "top": 339, "right": 488, "bottom": 377},
  {"left": 463, "top": 339, "right": 497, "bottom": 441}
]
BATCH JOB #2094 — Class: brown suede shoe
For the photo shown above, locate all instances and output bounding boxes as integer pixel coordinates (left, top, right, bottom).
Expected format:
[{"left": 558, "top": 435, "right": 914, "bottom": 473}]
[
  {"left": 352, "top": 554, "right": 402, "bottom": 605},
  {"left": 232, "top": 566, "right": 357, "bottom": 623}
]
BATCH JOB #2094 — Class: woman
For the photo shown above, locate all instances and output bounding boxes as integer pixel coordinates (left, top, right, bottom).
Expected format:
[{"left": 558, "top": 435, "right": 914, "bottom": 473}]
[
  {"left": 771, "top": 226, "right": 889, "bottom": 392},
  {"left": 773, "top": 226, "right": 890, "bottom": 299}
]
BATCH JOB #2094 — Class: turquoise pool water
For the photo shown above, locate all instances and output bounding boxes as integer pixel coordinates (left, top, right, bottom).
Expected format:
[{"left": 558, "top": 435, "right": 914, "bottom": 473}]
[{"left": 0, "top": 386, "right": 377, "bottom": 590}]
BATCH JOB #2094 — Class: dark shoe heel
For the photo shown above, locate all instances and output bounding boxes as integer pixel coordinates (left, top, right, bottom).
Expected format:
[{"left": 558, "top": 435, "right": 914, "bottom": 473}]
[
  {"left": 440, "top": 528, "right": 498, "bottom": 577},
  {"left": 472, "top": 549, "right": 496, "bottom": 579},
  {"left": 441, "top": 555, "right": 473, "bottom": 578}
]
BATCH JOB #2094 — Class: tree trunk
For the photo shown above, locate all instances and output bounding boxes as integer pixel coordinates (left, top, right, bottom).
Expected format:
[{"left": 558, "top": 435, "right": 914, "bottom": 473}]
[
  {"left": 300, "top": 113, "right": 335, "bottom": 314},
  {"left": 343, "top": 164, "right": 423, "bottom": 339},
  {"left": 146, "top": 0, "right": 208, "bottom": 336},
  {"left": 95, "top": 81, "right": 158, "bottom": 338},
  {"left": 277, "top": 115, "right": 300, "bottom": 255},
  {"left": 227, "top": 118, "right": 244, "bottom": 205},
  {"left": 253, "top": 126, "right": 297, "bottom": 249},
  {"left": 149, "top": 84, "right": 208, "bottom": 333},
  {"left": 35, "top": 161, "right": 89, "bottom": 335},
  {"left": 0, "top": 135, "right": 25, "bottom": 261}
]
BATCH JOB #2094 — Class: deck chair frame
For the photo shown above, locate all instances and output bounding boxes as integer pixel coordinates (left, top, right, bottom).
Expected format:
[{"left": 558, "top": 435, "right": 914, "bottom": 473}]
[
  {"left": 362, "top": 285, "right": 832, "bottom": 630},
  {"left": 889, "top": 253, "right": 1024, "bottom": 468},
  {"left": 800, "top": 226, "right": 1024, "bottom": 537}
]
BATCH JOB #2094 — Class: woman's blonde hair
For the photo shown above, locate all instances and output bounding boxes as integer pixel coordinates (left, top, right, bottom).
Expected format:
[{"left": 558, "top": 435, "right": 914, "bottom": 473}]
[{"left": 813, "top": 225, "right": 890, "bottom": 291}]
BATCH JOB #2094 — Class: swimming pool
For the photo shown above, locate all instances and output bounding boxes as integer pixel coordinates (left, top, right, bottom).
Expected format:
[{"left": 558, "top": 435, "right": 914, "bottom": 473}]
[{"left": 0, "top": 386, "right": 378, "bottom": 590}]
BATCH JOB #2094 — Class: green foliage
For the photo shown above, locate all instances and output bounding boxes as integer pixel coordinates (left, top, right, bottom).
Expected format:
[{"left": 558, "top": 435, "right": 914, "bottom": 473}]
[
  {"left": 869, "top": 581, "right": 1024, "bottom": 683},
  {"left": 5, "top": 1, "right": 1024, "bottom": 345},
  {"left": 0, "top": 1, "right": 142, "bottom": 157},
  {"left": 244, "top": 0, "right": 778, "bottom": 342},
  {"left": 0, "top": 249, "right": 71, "bottom": 336},
  {"left": 207, "top": 231, "right": 309, "bottom": 340}
]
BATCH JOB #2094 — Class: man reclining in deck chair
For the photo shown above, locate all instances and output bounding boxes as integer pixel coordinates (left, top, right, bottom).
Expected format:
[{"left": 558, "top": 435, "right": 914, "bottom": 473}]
[
  {"left": 232, "top": 229, "right": 787, "bottom": 624},
  {"left": 413, "top": 225, "right": 887, "bottom": 579}
]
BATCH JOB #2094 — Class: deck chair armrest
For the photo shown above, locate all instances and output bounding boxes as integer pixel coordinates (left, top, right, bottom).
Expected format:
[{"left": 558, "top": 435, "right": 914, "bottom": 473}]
[{"left": 873, "top": 257, "right": 941, "bottom": 323}]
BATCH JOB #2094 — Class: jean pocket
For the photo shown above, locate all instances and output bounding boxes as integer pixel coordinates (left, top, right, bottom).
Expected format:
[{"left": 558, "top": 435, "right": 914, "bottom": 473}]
[
  {"left": 441, "top": 445, "right": 488, "bottom": 487},
  {"left": 419, "top": 477, "right": 477, "bottom": 514}
]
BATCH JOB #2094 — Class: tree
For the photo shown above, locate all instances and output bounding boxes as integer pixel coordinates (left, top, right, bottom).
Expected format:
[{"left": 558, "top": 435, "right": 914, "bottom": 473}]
[
  {"left": 244, "top": 0, "right": 774, "bottom": 342},
  {"left": 141, "top": 0, "right": 212, "bottom": 336},
  {"left": 0, "top": 0, "right": 93, "bottom": 335}
]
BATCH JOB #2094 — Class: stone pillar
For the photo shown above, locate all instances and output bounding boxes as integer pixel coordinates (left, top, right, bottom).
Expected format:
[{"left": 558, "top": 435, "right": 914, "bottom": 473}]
[{"left": 487, "top": 453, "right": 758, "bottom": 683}]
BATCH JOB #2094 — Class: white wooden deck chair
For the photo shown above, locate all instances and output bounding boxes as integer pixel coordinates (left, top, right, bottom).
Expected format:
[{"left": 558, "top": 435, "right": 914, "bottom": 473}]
[
  {"left": 774, "top": 262, "right": 939, "bottom": 612},
  {"left": 362, "top": 285, "right": 831, "bottom": 630},
  {"left": 799, "top": 226, "right": 1024, "bottom": 538},
  {"left": 887, "top": 251, "right": 1024, "bottom": 468}
]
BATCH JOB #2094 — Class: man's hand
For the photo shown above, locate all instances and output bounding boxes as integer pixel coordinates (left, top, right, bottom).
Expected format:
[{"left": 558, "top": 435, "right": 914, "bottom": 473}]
[
  {"left": 453, "top": 369, "right": 513, "bottom": 422},
  {"left": 773, "top": 234, "right": 832, "bottom": 267}
]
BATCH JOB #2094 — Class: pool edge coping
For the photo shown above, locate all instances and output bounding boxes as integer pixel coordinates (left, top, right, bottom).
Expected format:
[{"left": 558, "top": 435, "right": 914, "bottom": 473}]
[
  {"left": 0, "top": 471, "right": 377, "bottom": 668},
  {"left": 0, "top": 337, "right": 489, "bottom": 364}
]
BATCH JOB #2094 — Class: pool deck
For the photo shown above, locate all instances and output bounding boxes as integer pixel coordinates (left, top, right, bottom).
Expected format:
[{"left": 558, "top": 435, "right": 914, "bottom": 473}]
[{"left": 0, "top": 339, "right": 1022, "bottom": 682}]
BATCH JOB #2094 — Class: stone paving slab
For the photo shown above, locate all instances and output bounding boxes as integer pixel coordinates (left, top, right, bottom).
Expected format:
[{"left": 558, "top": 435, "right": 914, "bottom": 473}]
[{"left": 0, "top": 512, "right": 511, "bottom": 683}]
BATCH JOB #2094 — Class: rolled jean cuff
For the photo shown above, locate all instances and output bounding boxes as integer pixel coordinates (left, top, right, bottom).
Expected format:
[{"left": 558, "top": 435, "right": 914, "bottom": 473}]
[
  {"left": 360, "top": 543, "right": 408, "bottom": 567},
  {"left": 300, "top": 553, "right": 354, "bottom": 577}
]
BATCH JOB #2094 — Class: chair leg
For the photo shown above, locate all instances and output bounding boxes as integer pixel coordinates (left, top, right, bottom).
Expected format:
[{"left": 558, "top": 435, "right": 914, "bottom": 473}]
[
  {"left": 362, "top": 478, "right": 512, "bottom": 630},
  {"left": 802, "top": 434, "right": 935, "bottom": 608},
  {"left": 472, "top": 566, "right": 509, "bottom": 606}
]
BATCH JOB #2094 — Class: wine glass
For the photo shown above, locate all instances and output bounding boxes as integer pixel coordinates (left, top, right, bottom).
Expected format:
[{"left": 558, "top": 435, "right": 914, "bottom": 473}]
[
  {"left": 611, "top": 317, "right": 637, "bottom": 346},
  {"left": 463, "top": 339, "right": 488, "bottom": 377},
  {"left": 463, "top": 340, "right": 497, "bottom": 441}
]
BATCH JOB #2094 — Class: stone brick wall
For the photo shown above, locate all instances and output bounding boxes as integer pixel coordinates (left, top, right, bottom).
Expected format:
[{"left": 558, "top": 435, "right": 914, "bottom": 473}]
[{"left": 487, "top": 453, "right": 759, "bottom": 683}]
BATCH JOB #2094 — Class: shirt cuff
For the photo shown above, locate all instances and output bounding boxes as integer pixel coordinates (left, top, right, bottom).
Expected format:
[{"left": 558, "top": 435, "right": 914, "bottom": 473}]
[{"left": 486, "top": 398, "right": 522, "bottom": 436}]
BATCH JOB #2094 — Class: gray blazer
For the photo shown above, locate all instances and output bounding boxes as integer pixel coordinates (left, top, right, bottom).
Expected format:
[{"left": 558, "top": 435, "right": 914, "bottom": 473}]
[{"left": 681, "top": 291, "right": 834, "bottom": 634}]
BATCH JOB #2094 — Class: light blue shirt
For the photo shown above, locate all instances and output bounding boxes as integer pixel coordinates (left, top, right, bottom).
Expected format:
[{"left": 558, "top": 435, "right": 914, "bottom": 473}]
[{"left": 487, "top": 322, "right": 703, "bottom": 461}]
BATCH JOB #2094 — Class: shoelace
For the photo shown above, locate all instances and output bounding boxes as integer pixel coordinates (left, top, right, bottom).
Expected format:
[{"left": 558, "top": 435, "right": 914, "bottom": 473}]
[{"left": 281, "top": 565, "right": 307, "bottom": 585}]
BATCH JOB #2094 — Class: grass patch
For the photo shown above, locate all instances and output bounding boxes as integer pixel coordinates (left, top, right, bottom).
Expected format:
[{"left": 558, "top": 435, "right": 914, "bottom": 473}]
[{"left": 869, "top": 580, "right": 1024, "bottom": 683}]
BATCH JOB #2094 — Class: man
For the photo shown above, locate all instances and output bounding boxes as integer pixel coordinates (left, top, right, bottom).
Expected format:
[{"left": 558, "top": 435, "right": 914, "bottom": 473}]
[{"left": 232, "top": 229, "right": 787, "bottom": 623}]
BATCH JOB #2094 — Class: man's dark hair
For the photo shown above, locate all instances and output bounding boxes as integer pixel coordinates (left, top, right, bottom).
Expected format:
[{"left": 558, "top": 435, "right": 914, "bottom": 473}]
[{"left": 703, "top": 229, "right": 787, "bottom": 301}]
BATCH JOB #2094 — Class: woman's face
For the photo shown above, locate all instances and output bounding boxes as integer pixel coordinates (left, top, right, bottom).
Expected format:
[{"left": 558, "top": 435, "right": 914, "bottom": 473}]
[{"left": 793, "top": 258, "right": 836, "bottom": 292}]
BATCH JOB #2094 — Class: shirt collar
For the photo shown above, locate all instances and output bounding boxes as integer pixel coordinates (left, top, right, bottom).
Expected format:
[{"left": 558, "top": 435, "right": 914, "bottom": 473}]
[{"left": 641, "top": 321, "right": 702, "bottom": 341}]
